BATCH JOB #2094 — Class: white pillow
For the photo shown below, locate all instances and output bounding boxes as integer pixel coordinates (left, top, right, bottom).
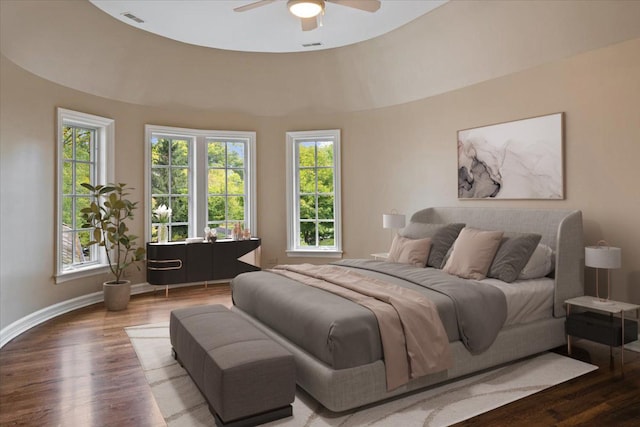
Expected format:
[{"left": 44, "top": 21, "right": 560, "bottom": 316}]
[
  {"left": 443, "top": 227, "right": 504, "bottom": 280},
  {"left": 388, "top": 235, "right": 432, "bottom": 268},
  {"left": 518, "top": 243, "right": 554, "bottom": 279}
]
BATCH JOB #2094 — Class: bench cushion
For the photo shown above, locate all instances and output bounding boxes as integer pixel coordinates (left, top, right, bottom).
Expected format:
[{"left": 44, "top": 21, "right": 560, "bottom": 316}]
[{"left": 170, "top": 304, "right": 295, "bottom": 424}]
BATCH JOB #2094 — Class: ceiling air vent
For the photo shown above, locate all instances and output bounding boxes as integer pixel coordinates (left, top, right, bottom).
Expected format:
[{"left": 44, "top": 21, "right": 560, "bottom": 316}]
[
  {"left": 121, "top": 12, "right": 144, "bottom": 24},
  {"left": 302, "top": 42, "right": 323, "bottom": 48}
]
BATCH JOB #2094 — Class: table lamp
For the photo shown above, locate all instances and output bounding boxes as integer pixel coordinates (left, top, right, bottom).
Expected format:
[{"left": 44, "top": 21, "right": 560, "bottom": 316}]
[
  {"left": 585, "top": 240, "right": 621, "bottom": 305},
  {"left": 383, "top": 210, "right": 406, "bottom": 246}
]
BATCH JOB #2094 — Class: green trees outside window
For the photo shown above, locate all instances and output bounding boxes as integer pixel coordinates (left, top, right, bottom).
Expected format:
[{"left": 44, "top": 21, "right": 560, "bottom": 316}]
[
  {"left": 297, "top": 141, "right": 336, "bottom": 247},
  {"left": 61, "top": 125, "right": 96, "bottom": 268},
  {"left": 150, "top": 136, "right": 190, "bottom": 241},
  {"left": 207, "top": 140, "right": 246, "bottom": 238},
  {"left": 146, "top": 126, "right": 256, "bottom": 243}
]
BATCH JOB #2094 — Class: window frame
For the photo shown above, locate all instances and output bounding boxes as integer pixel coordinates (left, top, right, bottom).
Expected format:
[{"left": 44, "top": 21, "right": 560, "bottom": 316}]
[
  {"left": 147, "top": 131, "right": 195, "bottom": 242},
  {"left": 144, "top": 125, "right": 257, "bottom": 242},
  {"left": 204, "top": 137, "right": 253, "bottom": 239},
  {"left": 286, "top": 129, "right": 342, "bottom": 258},
  {"left": 55, "top": 108, "right": 114, "bottom": 284}
]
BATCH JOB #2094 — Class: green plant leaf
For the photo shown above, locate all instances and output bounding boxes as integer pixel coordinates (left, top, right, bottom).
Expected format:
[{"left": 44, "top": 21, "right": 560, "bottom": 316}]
[
  {"left": 99, "top": 185, "right": 116, "bottom": 194},
  {"left": 79, "top": 182, "right": 146, "bottom": 283}
]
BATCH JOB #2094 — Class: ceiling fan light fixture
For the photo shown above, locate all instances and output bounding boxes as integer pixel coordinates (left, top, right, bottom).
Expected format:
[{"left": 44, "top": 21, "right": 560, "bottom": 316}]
[{"left": 288, "top": 0, "right": 324, "bottom": 19}]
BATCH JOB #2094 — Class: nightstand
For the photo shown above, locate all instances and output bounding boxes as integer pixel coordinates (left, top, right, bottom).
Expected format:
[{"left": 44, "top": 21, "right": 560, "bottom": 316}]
[
  {"left": 370, "top": 252, "right": 389, "bottom": 260},
  {"left": 565, "top": 296, "right": 639, "bottom": 375}
]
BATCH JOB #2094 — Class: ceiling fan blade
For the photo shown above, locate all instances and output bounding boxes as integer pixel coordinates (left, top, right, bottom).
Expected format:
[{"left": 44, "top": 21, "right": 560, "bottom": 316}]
[
  {"left": 233, "top": 0, "right": 276, "bottom": 13},
  {"left": 328, "top": 0, "right": 381, "bottom": 12},
  {"left": 301, "top": 17, "right": 318, "bottom": 31}
]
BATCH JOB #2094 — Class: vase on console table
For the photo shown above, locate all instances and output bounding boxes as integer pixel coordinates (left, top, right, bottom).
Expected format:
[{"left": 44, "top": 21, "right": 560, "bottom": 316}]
[{"left": 158, "top": 224, "right": 169, "bottom": 244}]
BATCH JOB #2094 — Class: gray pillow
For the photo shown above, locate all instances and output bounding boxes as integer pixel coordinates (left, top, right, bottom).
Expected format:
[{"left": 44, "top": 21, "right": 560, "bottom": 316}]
[
  {"left": 487, "top": 232, "right": 542, "bottom": 283},
  {"left": 400, "top": 222, "right": 465, "bottom": 268}
]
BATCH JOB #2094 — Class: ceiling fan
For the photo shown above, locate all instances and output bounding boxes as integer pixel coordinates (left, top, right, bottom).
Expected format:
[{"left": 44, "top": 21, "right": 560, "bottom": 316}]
[{"left": 234, "top": 0, "right": 381, "bottom": 31}]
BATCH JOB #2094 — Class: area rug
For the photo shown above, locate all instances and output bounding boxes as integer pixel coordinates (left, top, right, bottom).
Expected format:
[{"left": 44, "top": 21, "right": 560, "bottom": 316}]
[
  {"left": 626, "top": 335, "right": 640, "bottom": 353},
  {"left": 126, "top": 322, "right": 597, "bottom": 427}
]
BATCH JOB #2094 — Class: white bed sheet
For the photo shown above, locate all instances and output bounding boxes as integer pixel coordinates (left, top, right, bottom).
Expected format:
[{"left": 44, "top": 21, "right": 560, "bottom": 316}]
[{"left": 481, "top": 277, "right": 555, "bottom": 326}]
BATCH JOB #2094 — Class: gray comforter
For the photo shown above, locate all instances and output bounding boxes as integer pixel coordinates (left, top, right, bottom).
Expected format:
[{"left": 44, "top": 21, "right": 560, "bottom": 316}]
[{"left": 231, "top": 259, "right": 507, "bottom": 370}]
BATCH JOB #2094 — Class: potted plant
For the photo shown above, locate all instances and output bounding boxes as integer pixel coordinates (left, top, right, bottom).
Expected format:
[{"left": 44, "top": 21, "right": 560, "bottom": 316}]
[{"left": 80, "top": 182, "right": 146, "bottom": 311}]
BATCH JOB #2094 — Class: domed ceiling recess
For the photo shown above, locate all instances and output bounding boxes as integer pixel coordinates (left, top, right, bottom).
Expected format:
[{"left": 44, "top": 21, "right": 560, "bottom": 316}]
[
  {"left": 4, "top": 1, "right": 640, "bottom": 116},
  {"left": 89, "top": 0, "right": 447, "bottom": 53}
]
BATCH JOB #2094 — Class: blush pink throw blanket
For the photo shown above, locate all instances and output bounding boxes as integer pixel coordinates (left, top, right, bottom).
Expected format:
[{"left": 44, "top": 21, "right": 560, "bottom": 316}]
[{"left": 270, "top": 264, "right": 452, "bottom": 390}]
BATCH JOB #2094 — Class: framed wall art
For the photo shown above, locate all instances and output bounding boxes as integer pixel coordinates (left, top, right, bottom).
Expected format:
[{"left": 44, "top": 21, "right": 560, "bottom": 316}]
[{"left": 458, "top": 112, "right": 564, "bottom": 200}]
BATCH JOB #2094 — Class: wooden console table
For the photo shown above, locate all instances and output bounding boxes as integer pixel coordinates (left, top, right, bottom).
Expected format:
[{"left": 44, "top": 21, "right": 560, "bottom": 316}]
[{"left": 146, "top": 238, "right": 261, "bottom": 296}]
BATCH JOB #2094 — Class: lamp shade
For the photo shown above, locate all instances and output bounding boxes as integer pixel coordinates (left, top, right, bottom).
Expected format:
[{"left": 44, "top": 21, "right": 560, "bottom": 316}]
[
  {"left": 383, "top": 213, "right": 406, "bottom": 229},
  {"left": 585, "top": 245, "right": 621, "bottom": 269}
]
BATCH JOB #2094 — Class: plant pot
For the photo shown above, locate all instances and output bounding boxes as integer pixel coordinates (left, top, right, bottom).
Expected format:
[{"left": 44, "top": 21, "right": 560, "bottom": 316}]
[{"left": 103, "top": 280, "right": 131, "bottom": 311}]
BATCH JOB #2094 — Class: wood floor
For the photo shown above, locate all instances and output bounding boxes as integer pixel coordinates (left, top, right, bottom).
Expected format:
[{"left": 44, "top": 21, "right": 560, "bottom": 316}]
[{"left": 1, "top": 284, "right": 638, "bottom": 426}]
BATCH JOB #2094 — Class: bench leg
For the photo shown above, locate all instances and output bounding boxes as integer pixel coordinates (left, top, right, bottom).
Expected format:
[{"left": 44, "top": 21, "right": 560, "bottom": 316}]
[{"left": 171, "top": 347, "right": 185, "bottom": 367}]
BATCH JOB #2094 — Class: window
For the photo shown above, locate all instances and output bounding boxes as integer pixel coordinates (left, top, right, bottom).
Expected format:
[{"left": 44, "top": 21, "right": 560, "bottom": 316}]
[
  {"left": 145, "top": 126, "right": 256, "bottom": 241},
  {"left": 286, "top": 129, "right": 342, "bottom": 257},
  {"left": 149, "top": 134, "right": 192, "bottom": 241},
  {"left": 206, "top": 138, "right": 249, "bottom": 238},
  {"left": 56, "top": 108, "right": 114, "bottom": 283}
]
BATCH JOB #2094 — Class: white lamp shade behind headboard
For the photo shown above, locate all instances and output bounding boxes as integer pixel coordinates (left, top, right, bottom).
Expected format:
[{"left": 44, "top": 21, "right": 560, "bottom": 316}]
[
  {"left": 585, "top": 245, "right": 621, "bottom": 269},
  {"left": 382, "top": 213, "right": 406, "bottom": 229}
]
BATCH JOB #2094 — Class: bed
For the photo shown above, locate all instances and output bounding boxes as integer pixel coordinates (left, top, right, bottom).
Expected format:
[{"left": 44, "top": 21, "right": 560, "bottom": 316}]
[{"left": 230, "top": 207, "right": 584, "bottom": 412}]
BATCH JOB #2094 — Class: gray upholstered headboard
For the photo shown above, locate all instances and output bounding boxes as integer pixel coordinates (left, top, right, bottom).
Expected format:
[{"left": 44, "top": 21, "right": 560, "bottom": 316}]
[{"left": 410, "top": 207, "right": 584, "bottom": 317}]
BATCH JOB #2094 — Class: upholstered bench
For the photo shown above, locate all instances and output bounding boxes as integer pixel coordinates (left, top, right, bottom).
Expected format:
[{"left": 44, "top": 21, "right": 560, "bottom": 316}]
[{"left": 169, "top": 305, "right": 296, "bottom": 427}]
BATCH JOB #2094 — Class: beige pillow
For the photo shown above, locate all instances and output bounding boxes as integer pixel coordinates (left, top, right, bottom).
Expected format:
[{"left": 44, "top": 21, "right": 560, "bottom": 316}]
[
  {"left": 400, "top": 222, "right": 465, "bottom": 268},
  {"left": 443, "top": 227, "right": 504, "bottom": 280},
  {"left": 387, "top": 235, "right": 432, "bottom": 268}
]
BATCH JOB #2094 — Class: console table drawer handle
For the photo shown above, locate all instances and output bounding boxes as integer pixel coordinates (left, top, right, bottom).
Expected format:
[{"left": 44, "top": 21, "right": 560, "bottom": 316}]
[{"left": 147, "top": 259, "right": 183, "bottom": 271}]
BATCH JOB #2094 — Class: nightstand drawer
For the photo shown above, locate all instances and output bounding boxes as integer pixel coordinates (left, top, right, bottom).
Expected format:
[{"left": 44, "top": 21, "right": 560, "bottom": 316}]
[{"left": 566, "top": 312, "right": 638, "bottom": 347}]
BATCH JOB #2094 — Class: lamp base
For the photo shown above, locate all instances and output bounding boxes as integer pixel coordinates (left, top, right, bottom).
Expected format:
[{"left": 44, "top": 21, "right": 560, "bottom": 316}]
[{"left": 592, "top": 298, "right": 616, "bottom": 306}]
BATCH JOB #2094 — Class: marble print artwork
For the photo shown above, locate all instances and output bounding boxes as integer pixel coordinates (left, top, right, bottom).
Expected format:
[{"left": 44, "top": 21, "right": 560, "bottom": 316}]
[{"left": 458, "top": 113, "right": 563, "bottom": 199}]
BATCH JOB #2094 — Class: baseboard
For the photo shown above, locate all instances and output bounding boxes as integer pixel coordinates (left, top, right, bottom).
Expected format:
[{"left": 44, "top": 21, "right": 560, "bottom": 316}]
[{"left": 0, "top": 281, "right": 215, "bottom": 349}]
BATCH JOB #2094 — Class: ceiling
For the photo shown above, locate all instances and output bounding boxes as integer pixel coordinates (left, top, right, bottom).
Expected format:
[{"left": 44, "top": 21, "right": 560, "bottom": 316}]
[
  {"left": 3, "top": 1, "right": 640, "bottom": 117},
  {"left": 89, "top": 0, "right": 447, "bottom": 53}
]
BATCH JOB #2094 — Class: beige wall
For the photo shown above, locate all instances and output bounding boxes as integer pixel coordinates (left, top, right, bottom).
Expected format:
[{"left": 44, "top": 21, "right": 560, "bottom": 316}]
[{"left": 2, "top": 37, "right": 639, "bottom": 332}]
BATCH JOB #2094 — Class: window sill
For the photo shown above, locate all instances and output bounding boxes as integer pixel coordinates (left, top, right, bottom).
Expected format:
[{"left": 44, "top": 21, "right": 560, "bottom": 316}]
[
  {"left": 55, "top": 264, "right": 110, "bottom": 284},
  {"left": 286, "top": 249, "right": 343, "bottom": 259}
]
